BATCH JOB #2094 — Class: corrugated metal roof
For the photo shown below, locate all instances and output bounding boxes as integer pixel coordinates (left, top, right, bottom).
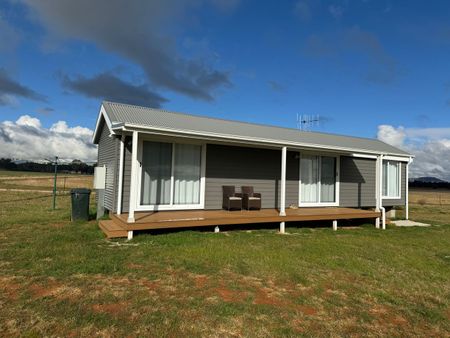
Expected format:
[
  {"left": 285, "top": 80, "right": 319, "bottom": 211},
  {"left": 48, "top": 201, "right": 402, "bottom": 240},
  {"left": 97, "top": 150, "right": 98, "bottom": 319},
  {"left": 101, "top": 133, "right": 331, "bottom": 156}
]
[{"left": 101, "top": 101, "right": 410, "bottom": 156}]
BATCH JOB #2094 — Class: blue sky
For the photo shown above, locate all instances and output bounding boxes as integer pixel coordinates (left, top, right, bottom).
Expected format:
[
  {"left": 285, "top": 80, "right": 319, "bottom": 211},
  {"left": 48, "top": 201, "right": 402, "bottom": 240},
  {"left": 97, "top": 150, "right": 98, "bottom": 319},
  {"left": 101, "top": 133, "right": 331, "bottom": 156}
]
[{"left": 1, "top": 0, "right": 450, "bottom": 178}]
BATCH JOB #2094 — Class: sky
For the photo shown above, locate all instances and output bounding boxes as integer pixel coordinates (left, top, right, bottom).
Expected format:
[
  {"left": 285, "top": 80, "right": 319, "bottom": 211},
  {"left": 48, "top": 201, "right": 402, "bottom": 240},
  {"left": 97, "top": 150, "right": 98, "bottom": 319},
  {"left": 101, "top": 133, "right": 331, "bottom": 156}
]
[{"left": 0, "top": 0, "right": 450, "bottom": 179}]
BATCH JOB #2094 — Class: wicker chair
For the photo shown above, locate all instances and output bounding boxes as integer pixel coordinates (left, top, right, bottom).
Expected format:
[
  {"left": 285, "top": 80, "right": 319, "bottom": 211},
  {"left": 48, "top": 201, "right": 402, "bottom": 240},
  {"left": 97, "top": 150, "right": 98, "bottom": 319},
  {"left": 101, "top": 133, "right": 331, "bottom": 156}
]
[
  {"left": 222, "top": 186, "right": 242, "bottom": 211},
  {"left": 241, "top": 186, "right": 261, "bottom": 210}
]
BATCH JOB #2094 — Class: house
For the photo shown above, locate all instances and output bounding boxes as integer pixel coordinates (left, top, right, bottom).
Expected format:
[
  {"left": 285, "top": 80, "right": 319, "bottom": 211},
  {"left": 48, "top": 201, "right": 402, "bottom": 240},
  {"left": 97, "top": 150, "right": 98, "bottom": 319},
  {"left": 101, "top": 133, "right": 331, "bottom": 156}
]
[{"left": 93, "top": 101, "right": 413, "bottom": 239}]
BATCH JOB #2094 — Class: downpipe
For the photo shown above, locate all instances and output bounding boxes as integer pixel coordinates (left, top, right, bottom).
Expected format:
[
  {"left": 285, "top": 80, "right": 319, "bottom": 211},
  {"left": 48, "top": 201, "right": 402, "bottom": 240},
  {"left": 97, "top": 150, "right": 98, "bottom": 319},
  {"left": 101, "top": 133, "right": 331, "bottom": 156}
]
[{"left": 380, "top": 206, "right": 386, "bottom": 230}]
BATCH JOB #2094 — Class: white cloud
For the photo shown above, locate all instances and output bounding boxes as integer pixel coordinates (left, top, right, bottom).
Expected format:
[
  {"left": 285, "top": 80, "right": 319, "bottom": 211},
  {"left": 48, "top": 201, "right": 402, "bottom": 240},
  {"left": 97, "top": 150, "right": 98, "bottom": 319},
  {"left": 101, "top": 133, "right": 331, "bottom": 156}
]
[
  {"left": 378, "top": 125, "right": 450, "bottom": 181},
  {"left": 0, "top": 115, "right": 96, "bottom": 162}
]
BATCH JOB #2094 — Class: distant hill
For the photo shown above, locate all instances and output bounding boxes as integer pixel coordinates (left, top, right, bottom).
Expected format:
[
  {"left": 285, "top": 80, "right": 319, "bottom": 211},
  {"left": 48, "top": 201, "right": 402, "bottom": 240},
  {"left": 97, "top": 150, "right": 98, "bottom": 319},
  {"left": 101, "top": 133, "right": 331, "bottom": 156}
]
[{"left": 412, "top": 177, "right": 447, "bottom": 183}]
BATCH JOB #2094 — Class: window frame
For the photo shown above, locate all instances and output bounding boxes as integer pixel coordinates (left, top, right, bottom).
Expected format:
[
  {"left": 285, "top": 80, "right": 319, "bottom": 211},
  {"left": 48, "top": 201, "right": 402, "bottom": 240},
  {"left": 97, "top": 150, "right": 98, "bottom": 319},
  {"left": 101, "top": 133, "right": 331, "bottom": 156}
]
[
  {"left": 382, "top": 160, "right": 401, "bottom": 200},
  {"left": 135, "top": 135, "right": 206, "bottom": 211}
]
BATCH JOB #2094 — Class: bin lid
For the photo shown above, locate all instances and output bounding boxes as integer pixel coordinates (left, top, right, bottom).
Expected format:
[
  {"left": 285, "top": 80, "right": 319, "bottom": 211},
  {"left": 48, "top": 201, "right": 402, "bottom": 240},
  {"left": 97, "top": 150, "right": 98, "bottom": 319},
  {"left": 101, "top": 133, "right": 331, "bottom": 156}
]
[{"left": 70, "top": 188, "right": 92, "bottom": 194}]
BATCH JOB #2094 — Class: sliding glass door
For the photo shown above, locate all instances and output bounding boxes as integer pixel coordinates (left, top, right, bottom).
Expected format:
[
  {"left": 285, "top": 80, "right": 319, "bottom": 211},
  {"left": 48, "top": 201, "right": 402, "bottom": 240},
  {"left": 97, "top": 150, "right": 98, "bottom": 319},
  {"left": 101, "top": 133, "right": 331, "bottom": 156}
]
[
  {"left": 140, "top": 141, "right": 202, "bottom": 209},
  {"left": 300, "top": 154, "right": 337, "bottom": 206}
]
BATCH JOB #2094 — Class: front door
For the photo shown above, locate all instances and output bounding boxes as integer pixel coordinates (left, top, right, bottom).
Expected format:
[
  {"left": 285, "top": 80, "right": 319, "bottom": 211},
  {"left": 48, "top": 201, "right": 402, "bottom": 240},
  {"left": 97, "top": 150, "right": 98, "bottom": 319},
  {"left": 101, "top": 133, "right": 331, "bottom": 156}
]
[{"left": 299, "top": 154, "right": 338, "bottom": 206}]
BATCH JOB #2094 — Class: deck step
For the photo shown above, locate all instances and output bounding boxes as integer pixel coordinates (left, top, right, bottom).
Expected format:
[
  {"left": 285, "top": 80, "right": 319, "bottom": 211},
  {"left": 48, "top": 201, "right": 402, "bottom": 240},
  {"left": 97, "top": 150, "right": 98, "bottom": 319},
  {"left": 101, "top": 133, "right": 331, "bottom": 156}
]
[{"left": 99, "top": 220, "right": 127, "bottom": 239}]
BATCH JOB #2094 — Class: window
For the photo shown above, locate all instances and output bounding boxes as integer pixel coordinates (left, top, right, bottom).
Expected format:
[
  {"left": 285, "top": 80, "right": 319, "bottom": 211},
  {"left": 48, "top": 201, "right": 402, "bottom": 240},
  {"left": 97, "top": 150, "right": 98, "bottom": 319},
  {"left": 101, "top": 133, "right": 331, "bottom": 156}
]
[
  {"left": 140, "top": 141, "right": 202, "bottom": 207},
  {"left": 300, "top": 155, "right": 337, "bottom": 205},
  {"left": 382, "top": 160, "right": 400, "bottom": 198}
]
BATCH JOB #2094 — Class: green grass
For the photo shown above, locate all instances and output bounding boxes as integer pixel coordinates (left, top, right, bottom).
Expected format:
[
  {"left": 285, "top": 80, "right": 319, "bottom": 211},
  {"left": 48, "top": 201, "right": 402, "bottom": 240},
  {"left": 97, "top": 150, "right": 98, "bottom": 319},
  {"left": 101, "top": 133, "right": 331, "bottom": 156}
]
[{"left": 0, "top": 191, "right": 449, "bottom": 337}]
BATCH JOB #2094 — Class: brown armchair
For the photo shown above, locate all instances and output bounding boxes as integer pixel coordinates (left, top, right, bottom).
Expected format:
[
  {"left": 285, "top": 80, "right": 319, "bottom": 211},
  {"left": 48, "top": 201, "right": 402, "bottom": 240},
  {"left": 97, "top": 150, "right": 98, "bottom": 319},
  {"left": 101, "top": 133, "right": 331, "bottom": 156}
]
[
  {"left": 241, "top": 186, "right": 261, "bottom": 210},
  {"left": 222, "top": 186, "right": 242, "bottom": 211}
]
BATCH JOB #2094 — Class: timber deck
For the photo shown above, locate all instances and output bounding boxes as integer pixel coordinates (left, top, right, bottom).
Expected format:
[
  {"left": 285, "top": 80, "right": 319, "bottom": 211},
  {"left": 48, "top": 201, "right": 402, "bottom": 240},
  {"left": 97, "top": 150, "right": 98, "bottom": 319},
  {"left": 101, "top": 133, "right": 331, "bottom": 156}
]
[{"left": 99, "top": 207, "right": 380, "bottom": 238}]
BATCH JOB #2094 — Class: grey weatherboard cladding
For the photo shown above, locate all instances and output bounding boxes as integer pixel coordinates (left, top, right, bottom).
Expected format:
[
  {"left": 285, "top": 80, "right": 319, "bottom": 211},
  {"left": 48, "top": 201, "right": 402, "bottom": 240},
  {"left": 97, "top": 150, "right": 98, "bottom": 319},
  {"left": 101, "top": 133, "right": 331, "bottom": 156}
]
[
  {"left": 97, "top": 120, "right": 119, "bottom": 212},
  {"left": 339, "top": 157, "right": 406, "bottom": 207},
  {"left": 204, "top": 144, "right": 299, "bottom": 209}
]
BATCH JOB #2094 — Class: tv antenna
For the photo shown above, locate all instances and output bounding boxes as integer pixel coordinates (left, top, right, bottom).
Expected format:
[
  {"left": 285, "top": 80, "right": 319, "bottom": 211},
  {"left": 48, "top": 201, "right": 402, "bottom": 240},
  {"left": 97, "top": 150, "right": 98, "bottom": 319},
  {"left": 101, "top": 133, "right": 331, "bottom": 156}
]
[{"left": 297, "top": 114, "right": 321, "bottom": 131}]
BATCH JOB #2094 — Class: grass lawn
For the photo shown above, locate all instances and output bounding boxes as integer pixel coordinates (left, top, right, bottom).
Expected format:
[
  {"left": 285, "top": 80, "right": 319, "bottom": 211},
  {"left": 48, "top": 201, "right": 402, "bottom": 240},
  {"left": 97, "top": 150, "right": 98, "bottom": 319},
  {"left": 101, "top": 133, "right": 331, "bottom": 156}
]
[{"left": 0, "top": 189, "right": 449, "bottom": 336}]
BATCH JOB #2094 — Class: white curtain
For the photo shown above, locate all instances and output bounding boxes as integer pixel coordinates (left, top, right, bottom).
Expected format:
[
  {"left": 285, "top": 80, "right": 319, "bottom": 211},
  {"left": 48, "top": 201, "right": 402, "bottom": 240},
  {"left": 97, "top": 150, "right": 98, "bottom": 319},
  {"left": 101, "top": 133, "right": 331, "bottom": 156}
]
[
  {"left": 300, "top": 155, "right": 319, "bottom": 203},
  {"left": 173, "top": 144, "right": 201, "bottom": 204},
  {"left": 320, "top": 156, "right": 336, "bottom": 202},
  {"left": 141, "top": 141, "right": 172, "bottom": 205},
  {"left": 383, "top": 161, "right": 399, "bottom": 197}
]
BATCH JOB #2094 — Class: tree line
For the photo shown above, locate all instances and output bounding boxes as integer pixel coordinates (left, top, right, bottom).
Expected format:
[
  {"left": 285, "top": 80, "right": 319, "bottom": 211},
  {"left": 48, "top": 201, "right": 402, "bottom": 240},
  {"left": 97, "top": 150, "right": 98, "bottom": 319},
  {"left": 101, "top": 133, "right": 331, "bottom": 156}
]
[{"left": 0, "top": 158, "right": 95, "bottom": 174}]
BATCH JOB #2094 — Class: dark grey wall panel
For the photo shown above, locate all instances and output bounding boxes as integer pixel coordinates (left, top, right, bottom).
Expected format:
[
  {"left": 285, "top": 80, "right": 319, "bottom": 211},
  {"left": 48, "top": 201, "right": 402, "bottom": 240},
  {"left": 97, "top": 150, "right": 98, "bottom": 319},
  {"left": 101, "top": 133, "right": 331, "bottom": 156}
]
[
  {"left": 339, "top": 156, "right": 376, "bottom": 207},
  {"left": 97, "top": 120, "right": 118, "bottom": 212},
  {"left": 205, "top": 144, "right": 299, "bottom": 209}
]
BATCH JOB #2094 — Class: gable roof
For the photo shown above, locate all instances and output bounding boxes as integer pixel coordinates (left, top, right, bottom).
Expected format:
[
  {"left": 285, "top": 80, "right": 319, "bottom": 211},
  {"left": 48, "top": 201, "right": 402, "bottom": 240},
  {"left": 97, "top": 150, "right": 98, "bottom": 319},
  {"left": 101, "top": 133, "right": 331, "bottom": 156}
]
[{"left": 94, "top": 101, "right": 411, "bottom": 157}]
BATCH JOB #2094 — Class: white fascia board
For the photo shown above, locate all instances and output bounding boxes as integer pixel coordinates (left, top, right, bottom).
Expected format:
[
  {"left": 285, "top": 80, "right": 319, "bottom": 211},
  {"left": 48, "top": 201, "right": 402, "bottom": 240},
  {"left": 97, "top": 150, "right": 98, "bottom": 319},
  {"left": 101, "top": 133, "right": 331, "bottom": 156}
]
[
  {"left": 116, "top": 123, "right": 413, "bottom": 158},
  {"left": 383, "top": 155, "right": 412, "bottom": 162},
  {"left": 92, "top": 104, "right": 115, "bottom": 144},
  {"left": 350, "top": 153, "right": 378, "bottom": 159}
]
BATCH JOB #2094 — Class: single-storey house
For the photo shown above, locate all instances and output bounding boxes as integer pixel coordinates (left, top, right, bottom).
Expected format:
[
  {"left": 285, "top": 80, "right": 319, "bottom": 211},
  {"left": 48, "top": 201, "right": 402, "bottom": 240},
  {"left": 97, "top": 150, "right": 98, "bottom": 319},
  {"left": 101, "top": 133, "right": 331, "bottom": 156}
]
[{"left": 93, "top": 101, "right": 413, "bottom": 239}]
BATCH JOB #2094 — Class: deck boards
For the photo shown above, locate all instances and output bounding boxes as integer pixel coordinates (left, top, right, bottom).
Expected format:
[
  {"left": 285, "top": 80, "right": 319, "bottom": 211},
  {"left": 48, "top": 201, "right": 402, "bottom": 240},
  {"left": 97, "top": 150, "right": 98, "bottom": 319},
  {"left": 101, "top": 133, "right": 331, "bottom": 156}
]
[{"left": 98, "top": 208, "right": 380, "bottom": 237}]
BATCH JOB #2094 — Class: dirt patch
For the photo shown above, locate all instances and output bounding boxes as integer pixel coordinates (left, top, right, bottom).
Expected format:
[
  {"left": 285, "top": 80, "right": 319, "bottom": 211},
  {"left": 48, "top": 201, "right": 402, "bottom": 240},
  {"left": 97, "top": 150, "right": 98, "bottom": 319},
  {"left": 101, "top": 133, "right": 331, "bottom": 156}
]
[
  {"left": 253, "top": 287, "right": 285, "bottom": 307},
  {"left": 29, "top": 279, "right": 62, "bottom": 299},
  {"left": 92, "top": 302, "right": 129, "bottom": 316},
  {"left": 297, "top": 305, "right": 317, "bottom": 316},
  {"left": 216, "top": 287, "right": 248, "bottom": 303},
  {"left": 0, "top": 277, "right": 21, "bottom": 300},
  {"left": 193, "top": 275, "right": 209, "bottom": 288},
  {"left": 28, "top": 279, "right": 81, "bottom": 301}
]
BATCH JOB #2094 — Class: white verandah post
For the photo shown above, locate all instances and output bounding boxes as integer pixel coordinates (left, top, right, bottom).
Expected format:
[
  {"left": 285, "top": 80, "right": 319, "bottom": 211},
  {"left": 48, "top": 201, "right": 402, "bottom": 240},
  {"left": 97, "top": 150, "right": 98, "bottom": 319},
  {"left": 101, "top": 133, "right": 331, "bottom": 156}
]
[
  {"left": 127, "top": 131, "right": 139, "bottom": 223},
  {"left": 279, "top": 146, "right": 287, "bottom": 233},
  {"left": 375, "top": 155, "right": 381, "bottom": 229},
  {"left": 116, "top": 134, "right": 125, "bottom": 215},
  {"left": 405, "top": 157, "right": 412, "bottom": 220}
]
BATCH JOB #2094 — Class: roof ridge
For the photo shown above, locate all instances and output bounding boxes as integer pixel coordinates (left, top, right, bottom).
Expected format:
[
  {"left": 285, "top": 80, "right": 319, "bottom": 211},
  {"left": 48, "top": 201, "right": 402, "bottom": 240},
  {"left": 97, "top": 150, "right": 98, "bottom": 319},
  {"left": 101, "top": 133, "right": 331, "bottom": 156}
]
[{"left": 102, "top": 100, "right": 385, "bottom": 144}]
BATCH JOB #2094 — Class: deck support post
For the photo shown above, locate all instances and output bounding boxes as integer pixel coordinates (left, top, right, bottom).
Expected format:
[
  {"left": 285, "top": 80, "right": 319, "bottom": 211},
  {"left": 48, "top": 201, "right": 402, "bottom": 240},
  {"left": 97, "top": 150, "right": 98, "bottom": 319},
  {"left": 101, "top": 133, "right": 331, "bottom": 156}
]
[
  {"left": 127, "top": 131, "right": 139, "bottom": 223},
  {"left": 127, "top": 231, "right": 133, "bottom": 240},
  {"left": 116, "top": 134, "right": 125, "bottom": 215},
  {"left": 332, "top": 220, "right": 337, "bottom": 231},
  {"left": 279, "top": 146, "right": 287, "bottom": 217},
  {"left": 280, "top": 221, "right": 285, "bottom": 234},
  {"left": 214, "top": 226, "right": 220, "bottom": 233}
]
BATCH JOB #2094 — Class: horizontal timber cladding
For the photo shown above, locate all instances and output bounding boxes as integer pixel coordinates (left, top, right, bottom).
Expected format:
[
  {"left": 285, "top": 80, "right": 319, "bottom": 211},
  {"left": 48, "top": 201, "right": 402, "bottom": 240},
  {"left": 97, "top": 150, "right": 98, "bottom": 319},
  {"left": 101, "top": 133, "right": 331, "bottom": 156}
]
[
  {"left": 204, "top": 144, "right": 299, "bottom": 209},
  {"left": 382, "top": 162, "right": 406, "bottom": 206},
  {"left": 339, "top": 156, "right": 406, "bottom": 207},
  {"left": 121, "top": 136, "right": 132, "bottom": 213},
  {"left": 339, "top": 156, "right": 376, "bottom": 207},
  {"left": 97, "top": 120, "right": 119, "bottom": 212}
]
